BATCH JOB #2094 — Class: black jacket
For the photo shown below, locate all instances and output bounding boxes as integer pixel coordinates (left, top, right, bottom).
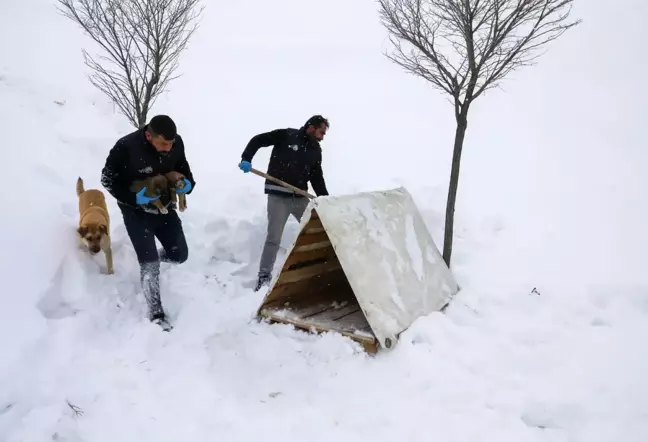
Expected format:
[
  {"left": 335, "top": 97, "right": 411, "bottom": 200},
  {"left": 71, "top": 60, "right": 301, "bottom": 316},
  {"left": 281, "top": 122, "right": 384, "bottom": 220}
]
[
  {"left": 101, "top": 126, "right": 196, "bottom": 214},
  {"left": 241, "top": 127, "right": 328, "bottom": 197}
]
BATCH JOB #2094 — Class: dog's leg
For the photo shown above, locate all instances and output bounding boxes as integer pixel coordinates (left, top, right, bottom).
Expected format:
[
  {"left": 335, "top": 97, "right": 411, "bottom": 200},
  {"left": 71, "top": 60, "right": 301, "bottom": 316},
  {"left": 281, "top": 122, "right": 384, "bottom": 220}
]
[
  {"left": 178, "top": 193, "right": 187, "bottom": 211},
  {"left": 151, "top": 198, "right": 168, "bottom": 214},
  {"left": 170, "top": 188, "right": 185, "bottom": 212},
  {"left": 103, "top": 238, "right": 114, "bottom": 275}
]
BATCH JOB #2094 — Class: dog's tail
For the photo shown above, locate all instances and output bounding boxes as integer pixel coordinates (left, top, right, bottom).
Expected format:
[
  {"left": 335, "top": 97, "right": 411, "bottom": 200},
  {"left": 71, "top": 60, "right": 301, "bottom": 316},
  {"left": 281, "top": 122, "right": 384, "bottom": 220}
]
[{"left": 76, "top": 177, "right": 85, "bottom": 196}]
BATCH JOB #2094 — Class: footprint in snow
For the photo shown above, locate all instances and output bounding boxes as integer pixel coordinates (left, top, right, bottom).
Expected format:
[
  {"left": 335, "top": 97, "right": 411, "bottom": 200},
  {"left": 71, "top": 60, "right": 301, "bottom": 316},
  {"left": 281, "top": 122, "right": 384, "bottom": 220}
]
[{"left": 36, "top": 259, "right": 81, "bottom": 320}]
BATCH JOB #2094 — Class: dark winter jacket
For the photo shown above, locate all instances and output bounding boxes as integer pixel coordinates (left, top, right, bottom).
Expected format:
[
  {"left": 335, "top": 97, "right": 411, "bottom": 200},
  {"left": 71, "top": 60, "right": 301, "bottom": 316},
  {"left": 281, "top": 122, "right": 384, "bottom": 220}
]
[
  {"left": 100, "top": 126, "right": 196, "bottom": 214},
  {"left": 241, "top": 127, "right": 328, "bottom": 197}
]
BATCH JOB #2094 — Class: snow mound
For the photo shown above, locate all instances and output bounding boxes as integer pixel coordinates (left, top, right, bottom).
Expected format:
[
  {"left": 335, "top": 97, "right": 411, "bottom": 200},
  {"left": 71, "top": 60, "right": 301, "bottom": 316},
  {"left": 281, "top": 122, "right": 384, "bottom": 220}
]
[{"left": 1, "top": 0, "right": 648, "bottom": 440}]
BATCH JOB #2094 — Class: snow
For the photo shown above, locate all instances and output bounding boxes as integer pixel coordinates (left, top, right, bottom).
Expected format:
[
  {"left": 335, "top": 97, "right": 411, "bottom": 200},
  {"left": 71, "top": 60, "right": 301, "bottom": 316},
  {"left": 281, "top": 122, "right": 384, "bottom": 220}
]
[
  {"left": 405, "top": 213, "right": 425, "bottom": 282},
  {"left": 1, "top": 0, "right": 648, "bottom": 441}
]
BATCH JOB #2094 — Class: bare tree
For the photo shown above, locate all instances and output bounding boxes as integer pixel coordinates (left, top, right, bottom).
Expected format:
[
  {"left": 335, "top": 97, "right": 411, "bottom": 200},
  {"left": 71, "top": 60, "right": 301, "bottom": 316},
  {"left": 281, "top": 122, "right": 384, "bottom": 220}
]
[
  {"left": 378, "top": 0, "right": 581, "bottom": 266},
  {"left": 57, "top": 0, "right": 204, "bottom": 127}
]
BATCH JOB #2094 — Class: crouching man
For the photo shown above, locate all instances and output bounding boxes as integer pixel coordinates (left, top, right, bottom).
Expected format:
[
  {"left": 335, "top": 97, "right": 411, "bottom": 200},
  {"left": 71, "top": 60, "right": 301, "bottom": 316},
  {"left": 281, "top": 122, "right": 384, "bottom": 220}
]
[
  {"left": 239, "top": 115, "right": 330, "bottom": 291},
  {"left": 101, "top": 115, "right": 196, "bottom": 330}
]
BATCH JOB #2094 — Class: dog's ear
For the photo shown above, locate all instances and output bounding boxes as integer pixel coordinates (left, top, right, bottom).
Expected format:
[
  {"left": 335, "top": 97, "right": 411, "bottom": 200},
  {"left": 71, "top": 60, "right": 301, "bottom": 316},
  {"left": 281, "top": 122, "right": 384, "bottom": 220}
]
[
  {"left": 98, "top": 224, "right": 108, "bottom": 235},
  {"left": 77, "top": 226, "right": 88, "bottom": 237}
]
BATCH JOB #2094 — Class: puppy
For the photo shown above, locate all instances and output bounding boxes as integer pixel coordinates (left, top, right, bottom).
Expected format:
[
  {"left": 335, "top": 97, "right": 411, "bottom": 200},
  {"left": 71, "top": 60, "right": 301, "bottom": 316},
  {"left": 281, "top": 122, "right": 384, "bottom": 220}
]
[
  {"left": 76, "top": 177, "right": 114, "bottom": 274},
  {"left": 164, "top": 171, "right": 188, "bottom": 212},
  {"left": 129, "top": 174, "right": 170, "bottom": 214}
]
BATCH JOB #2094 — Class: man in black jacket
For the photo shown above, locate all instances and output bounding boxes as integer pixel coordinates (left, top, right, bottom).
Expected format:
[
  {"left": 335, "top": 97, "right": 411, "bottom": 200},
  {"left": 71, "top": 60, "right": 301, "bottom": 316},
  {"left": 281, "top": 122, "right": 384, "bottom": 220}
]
[
  {"left": 101, "top": 115, "right": 196, "bottom": 329},
  {"left": 239, "top": 115, "right": 329, "bottom": 291}
]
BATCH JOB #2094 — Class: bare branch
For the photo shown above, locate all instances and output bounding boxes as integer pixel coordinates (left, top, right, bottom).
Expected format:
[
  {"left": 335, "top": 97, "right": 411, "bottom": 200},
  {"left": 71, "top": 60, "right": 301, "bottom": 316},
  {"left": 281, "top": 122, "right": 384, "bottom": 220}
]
[
  {"left": 57, "top": 0, "right": 204, "bottom": 127},
  {"left": 66, "top": 400, "right": 84, "bottom": 418},
  {"left": 378, "top": 0, "right": 581, "bottom": 115}
]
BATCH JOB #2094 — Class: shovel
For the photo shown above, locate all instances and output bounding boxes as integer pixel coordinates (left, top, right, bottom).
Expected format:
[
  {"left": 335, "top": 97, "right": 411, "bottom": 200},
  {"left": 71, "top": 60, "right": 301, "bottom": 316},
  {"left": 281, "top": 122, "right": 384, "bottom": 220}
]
[{"left": 249, "top": 167, "right": 316, "bottom": 199}]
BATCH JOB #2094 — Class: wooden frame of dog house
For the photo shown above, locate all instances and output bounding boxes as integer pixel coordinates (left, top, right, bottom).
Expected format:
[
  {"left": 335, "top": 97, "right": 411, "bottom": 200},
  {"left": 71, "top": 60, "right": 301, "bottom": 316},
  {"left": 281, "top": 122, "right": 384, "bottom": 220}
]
[{"left": 256, "top": 187, "right": 460, "bottom": 353}]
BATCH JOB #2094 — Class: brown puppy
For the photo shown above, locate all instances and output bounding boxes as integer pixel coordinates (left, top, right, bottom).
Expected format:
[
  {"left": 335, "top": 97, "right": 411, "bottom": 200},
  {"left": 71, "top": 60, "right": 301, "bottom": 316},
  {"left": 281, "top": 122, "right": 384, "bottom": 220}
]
[
  {"left": 164, "top": 171, "right": 188, "bottom": 212},
  {"left": 129, "top": 175, "right": 170, "bottom": 214},
  {"left": 76, "top": 177, "right": 114, "bottom": 274}
]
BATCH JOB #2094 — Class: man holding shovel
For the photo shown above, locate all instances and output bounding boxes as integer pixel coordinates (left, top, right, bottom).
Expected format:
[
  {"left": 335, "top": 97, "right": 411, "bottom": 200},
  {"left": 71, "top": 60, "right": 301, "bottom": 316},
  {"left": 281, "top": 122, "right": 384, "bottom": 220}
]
[{"left": 239, "top": 115, "right": 330, "bottom": 291}]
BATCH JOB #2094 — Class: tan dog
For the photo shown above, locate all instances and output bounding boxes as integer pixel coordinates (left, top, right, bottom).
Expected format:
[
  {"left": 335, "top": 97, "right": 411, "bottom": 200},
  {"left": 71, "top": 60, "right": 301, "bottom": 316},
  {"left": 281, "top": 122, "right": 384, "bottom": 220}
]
[
  {"left": 76, "top": 177, "right": 114, "bottom": 274},
  {"left": 164, "top": 171, "right": 188, "bottom": 212},
  {"left": 129, "top": 175, "right": 170, "bottom": 214}
]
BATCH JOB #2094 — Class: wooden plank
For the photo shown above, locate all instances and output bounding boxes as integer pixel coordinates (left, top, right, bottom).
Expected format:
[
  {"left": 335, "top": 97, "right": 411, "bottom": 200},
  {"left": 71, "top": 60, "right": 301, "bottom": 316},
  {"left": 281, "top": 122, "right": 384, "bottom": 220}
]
[
  {"left": 260, "top": 269, "right": 349, "bottom": 309},
  {"left": 294, "top": 241, "right": 331, "bottom": 253},
  {"left": 266, "top": 300, "right": 358, "bottom": 324},
  {"left": 262, "top": 299, "right": 369, "bottom": 339},
  {"left": 259, "top": 308, "right": 378, "bottom": 354},
  {"left": 282, "top": 246, "right": 337, "bottom": 271},
  {"left": 260, "top": 277, "right": 317, "bottom": 309},
  {"left": 305, "top": 216, "right": 321, "bottom": 226},
  {"left": 333, "top": 311, "right": 370, "bottom": 333},
  {"left": 260, "top": 258, "right": 354, "bottom": 312},
  {"left": 306, "top": 302, "right": 360, "bottom": 321},
  {"left": 277, "top": 300, "right": 337, "bottom": 319},
  {"left": 272, "top": 268, "right": 352, "bottom": 300},
  {"left": 354, "top": 325, "right": 374, "bottom": 337},
  {"left": 276, "top": 260, "right": 342, "bottom": 284},
  {"left": 305, "top": 308, "right": 366, "bottom": 333},
  {"left": 303, "top": 218, "right": 323, "bottom": 234},
  {"left": 281, "top": 289, "right": 356, "bottom": 311},
  {"left": 294, "top": 230, "right": 330, "bottom": 247}
]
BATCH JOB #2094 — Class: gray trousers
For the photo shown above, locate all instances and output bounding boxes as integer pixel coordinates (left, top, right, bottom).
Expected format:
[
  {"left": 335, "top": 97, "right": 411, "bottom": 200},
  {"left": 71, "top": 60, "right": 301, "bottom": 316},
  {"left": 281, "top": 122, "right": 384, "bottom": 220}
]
[{"left": 259, "top": 194, "right": 309, "bottom": 276}]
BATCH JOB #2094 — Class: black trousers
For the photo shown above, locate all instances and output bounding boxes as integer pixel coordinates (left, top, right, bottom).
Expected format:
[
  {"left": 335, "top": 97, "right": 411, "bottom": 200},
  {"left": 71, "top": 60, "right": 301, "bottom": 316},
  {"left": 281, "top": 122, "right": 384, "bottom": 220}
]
[{"left": 119, "top": 204, "right": 188, "bottom": 319}]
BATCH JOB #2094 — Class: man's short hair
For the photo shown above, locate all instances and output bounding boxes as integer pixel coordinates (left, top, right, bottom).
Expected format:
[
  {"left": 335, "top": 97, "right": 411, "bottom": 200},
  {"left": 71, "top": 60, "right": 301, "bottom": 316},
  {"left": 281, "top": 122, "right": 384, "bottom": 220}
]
[
  {"left": 147, "top": 115, "right": 177, "bottom": 140},
  {"left": 305, "top": 115, "right": 329, "bottom": 130}
]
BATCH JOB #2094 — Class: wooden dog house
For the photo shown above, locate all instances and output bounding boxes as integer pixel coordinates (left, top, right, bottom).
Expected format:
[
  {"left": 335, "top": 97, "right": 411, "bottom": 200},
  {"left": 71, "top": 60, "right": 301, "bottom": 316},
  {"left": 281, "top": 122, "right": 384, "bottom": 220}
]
[{"left": 256, "top": 187, "right": 459, "bottom": 353}]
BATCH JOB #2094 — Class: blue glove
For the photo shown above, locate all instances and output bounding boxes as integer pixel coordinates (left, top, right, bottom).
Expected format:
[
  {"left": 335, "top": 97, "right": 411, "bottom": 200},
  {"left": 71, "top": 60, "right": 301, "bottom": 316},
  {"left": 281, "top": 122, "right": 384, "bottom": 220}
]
[
  {"left": 239, "top": 160, "right": 252, "bottom": 173},
  {"left": 135, "top": 187, "right": 160, "bottom": 205},
  {"left": 176, "top": 178, "right": 192, "bottom": 194}
]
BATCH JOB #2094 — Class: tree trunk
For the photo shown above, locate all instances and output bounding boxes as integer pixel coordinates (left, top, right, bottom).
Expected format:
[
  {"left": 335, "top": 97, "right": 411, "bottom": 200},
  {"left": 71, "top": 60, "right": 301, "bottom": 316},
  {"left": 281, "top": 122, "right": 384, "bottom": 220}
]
[
  {"left": 442, "top": 114, "right": 468, "bottom": 267},
  {"left": 137, "top": 112, "right": 146, "bottom": 128}
]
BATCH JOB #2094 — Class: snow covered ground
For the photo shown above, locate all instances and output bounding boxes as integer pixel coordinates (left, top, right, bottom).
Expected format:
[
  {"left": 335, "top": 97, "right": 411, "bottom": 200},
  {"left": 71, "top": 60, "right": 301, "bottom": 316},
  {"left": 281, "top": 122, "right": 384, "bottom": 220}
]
[{"left": 1, "top": 0, "right": 647, "bottom": 441}]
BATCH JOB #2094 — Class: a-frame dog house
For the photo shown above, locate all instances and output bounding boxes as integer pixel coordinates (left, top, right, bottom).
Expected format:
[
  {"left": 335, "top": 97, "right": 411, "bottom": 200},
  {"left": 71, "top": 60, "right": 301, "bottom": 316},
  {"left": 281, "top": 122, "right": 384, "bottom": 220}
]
[{"left": 256, "top": 187, "right": 460, "bottom": 353}]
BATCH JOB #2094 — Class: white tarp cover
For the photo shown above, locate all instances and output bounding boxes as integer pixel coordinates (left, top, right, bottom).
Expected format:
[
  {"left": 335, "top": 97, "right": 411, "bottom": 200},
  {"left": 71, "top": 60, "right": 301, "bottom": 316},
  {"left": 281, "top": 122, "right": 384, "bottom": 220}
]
[{"left": 308, "top": 186, "right": 459, "bottom": 349}]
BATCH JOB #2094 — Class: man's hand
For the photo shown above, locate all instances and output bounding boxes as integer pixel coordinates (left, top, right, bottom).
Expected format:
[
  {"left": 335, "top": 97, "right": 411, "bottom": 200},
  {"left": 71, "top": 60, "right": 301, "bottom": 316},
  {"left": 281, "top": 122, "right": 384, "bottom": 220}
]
[
  {"left": 239, "top": 160, "right": 252, "bottom": 173},
  {"left": 135, "top": 188, "right": 160, "bottom": 205},
  {"left": 176, "top": 178, "right": 192, "bottom": 194}
]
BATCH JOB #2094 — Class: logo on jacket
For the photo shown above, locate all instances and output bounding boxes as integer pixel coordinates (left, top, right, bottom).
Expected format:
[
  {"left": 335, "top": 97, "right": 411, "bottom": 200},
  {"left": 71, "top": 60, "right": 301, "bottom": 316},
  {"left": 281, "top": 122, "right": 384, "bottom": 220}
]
[
  {"left": 288, "top": 144, "right": 298, "bottom": 151},
  {"left": 138, "top": 166, "right": 153, "bottom": 173}
]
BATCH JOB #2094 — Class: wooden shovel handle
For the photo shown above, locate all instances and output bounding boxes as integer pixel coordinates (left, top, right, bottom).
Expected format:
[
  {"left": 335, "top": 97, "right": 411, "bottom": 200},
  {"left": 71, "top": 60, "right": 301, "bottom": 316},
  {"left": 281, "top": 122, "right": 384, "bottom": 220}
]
[{"left": 250, "top": 167, "right": 316, "bottom": 199}]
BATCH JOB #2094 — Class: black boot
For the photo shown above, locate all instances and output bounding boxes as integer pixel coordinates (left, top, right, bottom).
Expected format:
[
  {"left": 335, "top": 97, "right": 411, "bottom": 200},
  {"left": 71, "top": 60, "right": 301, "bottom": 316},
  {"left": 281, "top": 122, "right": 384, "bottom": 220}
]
[
  {"left": 254, "top": 273, "right": 272, "bottom": 292},
  {"left": 141, "top": 261, "right": 172, "bottom": 331},
  {"left": 150, "top": 311, "right": 173, "bottom": 331}
]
